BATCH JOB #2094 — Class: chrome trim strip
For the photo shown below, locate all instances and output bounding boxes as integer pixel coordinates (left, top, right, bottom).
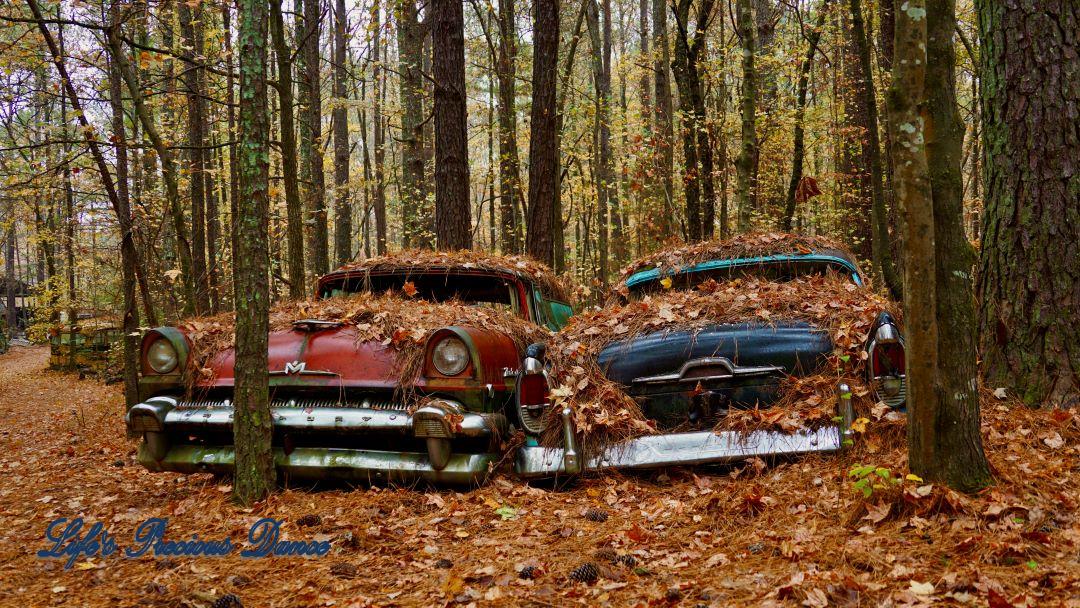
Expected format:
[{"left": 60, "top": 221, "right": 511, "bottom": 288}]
[{"left": 631, "top": 356, "right": 784, "bottom": 385}]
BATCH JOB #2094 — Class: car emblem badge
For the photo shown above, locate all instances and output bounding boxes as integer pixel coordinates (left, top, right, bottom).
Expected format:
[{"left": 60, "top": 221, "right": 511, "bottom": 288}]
[{"left": 284, "top": 360, "right": 306, "bottom": 375}]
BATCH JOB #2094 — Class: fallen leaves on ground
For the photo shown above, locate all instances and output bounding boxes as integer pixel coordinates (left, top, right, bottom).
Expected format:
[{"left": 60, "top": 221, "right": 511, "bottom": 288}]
[{"left": 1, "top": 346, "right": 1078, "bottom": 607}]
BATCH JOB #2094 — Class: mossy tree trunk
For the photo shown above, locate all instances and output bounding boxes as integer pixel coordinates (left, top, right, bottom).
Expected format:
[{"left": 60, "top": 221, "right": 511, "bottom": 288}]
[
  {"left": 233, "top": 0, "right": 275, "bottom": 506},
  {"left": 924, "top": 0, "right": 992, "bottom": 491},
  {"left": 976, "top": 0, "right": 1080, "bottom": 407}
]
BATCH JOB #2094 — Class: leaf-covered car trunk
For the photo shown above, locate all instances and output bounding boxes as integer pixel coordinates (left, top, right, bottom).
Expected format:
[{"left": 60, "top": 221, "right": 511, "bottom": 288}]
[{"left": 596, "top": 321, "right": 833, "bottom": 430}]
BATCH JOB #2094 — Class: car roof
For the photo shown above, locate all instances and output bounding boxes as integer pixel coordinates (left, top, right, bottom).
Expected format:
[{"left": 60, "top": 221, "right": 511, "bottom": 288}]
[{"left": 624, "top": 249, "right": 864, "bottom": 290}]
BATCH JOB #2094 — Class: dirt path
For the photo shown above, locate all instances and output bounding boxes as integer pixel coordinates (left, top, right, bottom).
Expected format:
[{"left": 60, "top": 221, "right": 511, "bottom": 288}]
[{"left": 0, "top": 345, "right": 1077, "bottom": 607}]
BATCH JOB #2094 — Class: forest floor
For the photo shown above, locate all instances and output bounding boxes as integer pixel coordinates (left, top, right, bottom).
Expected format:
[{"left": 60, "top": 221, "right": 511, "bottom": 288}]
[{"left": 0, "top": 345, "right": 1078, "bottom": 608}]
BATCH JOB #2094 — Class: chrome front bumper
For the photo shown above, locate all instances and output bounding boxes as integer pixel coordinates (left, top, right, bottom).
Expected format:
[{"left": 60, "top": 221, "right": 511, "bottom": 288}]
[
  {"left": 127, "top": 395, "right": 502, "bottom": 485},
  {"left": 137, "top": 443, "right": 497, "bottom": 485},
  {"left": 515, "top": 383, "right": 856, "bottom": 478}
]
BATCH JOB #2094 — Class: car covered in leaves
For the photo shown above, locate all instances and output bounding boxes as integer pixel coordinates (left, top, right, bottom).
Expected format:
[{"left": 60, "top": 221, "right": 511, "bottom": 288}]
[
  {"left": 49, "top": 319, "right": 125, "bottom": 380},
  {"left": 515, "top": 233, "right": 905, "bottom": 478},
  {"left": 126, "top": 252, "right": 574, "bottom": 484}
]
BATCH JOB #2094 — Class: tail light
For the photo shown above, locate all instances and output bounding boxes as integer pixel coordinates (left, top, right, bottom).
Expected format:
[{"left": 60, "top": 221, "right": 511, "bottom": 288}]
[
  {"left": 869, "top": 322, "right": 906, "bottom": 408},
  {"left": 518, "top": 372, "right": 549, "bottom": 408},
  {"left": 515, "top": 343, "right": 550, "bottom": 435},
  {"left": 871, "top": 342, "right": 905, "bottom": 376}
]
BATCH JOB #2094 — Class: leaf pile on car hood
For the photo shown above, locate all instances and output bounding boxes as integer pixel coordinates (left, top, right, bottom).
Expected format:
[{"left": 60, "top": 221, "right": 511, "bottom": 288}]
[
  {"left": 542, "top": 272, "right": 898, "bottom": 445},
  {"left": 333, "top": 248, "right": 574, "bottom": 304},
  {"left": 179, "top": 291, "right": 549, "bottom": 397},
  {"left": 614, "top": 231, "right": 854, "bottom": 295}
]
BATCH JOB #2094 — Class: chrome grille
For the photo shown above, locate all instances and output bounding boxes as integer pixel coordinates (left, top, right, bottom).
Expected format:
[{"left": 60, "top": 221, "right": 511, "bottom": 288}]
[
  {"left": 414, "top": 419, "right": 450, "bottom": 438},
  {"left": 872, "top": 376, "right": 907, "bottom": 409},
  {"left": 519, "top": 407, "right": 544, "bottom": 435},
  {"left": 174, "top": 397, "right": 401, "bottom": 411}
]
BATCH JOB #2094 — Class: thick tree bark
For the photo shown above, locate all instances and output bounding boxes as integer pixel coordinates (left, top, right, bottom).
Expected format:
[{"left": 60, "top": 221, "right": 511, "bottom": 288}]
[
  {"left": 782, "top": 1, "right": 827, "bottom": 231},
  {"left": 848, "top": 0, "right": 902, "bottom": 298},
  {"left": 838, "top": 2, "right": 873, "bottom": 259},
  {"left": 269, "top": 0, "right": 307, "bottom": 298},
  {"left": 976, "top": 0, "right": 1080, "bottom": 407},
  {"left": 179, "top": 1, "right": 211, "bottom": 314},
  {"left": 651, "top": 0, "right": 675, "bottom": 232},
  {"left": 398, "top": 0, "right": 432, "bottom": 249},
  {"left": 332, "top": 0, "right": 351, "bottom": 265},
  {"left": 432, "top": 0, "right": 471, "bottom": 250},
  {"left": 233, "top": 0, "right": 275, "bottom": 505},
  {"left": 496, "top": 0, "right": 523, "bottom": 254},
  {"left": 106, "top": 3, "right": 140, "bottom": 409},
  {"left": 923, "top": 0, "right": 992, "bottom": 491},
  {"left": 298, "top": 0, "right": 328, "bottom": 275},
  {"left": 734, "top": 0, "right": 757, "bottom": 230},
  {"left": 526, "top": 0, "right": 558, "bottom": 266}
]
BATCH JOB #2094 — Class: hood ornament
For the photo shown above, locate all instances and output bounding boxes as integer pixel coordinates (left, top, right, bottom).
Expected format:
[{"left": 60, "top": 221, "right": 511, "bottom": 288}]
[{"left": 269, "top": 359, "right": 338, "bottom": 377}]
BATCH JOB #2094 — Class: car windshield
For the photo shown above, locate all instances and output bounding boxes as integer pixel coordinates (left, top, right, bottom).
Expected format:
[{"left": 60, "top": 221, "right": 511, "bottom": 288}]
[
  {"left": 319, "top": 271, "right": 522, "bottom": 314},
  {"left": 629, "top": 257, "right": 860, "bottom": 297}
]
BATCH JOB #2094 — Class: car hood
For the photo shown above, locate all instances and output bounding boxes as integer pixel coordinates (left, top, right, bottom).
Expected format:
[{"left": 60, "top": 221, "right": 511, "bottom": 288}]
[{"left": 196, "top": 324, "right": 402, "bottom": 390}]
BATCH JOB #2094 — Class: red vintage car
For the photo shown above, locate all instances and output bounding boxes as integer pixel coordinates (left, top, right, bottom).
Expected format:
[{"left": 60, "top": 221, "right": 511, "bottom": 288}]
[{"left": 125, "top": 254, "right": 573, "bottom": 485}]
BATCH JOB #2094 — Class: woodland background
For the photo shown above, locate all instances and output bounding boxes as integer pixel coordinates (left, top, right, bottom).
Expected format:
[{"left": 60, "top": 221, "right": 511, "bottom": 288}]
[{"left": 0, "top": 0, "right": 1076, "bottom": 412}]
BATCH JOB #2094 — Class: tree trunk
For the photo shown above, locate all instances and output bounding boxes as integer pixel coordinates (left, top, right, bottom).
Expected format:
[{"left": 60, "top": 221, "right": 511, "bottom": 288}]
[
  {"left": 889, "top": 0, "right": 937, "bottom": 486},
  {"left": 672, "top": 0, "right": 715, "bottom": 242},
  {"left": 782, "top": 1, "right": 827, "bottom": 231},
  {"left": 496, "top": 0, "right": 523, "bottom": 254},
  {"left": 848, "top": 0, "right": 902, "bottom": 298},
  {"left": 432, "top": 0, "right": 471, "bottom": 250},
  {"left": 526, "top": 0, "right": 559, "bottom": 266},
  {"left": 398, "top": 0, "right": 432, "bottom": 249},
  {"left": 223, "top": 1, "right": 240, "bottom": 283},
  {"left": 652, "top": 0, "right": 675, "bottom": 232},
  {"left": 179, "top": 1, "right": 211, "bottom": 314},
  {"left": 270, "top": 0, "right": 307, "bottom": 298},
  {"left": 107, "top": 2, "right": 141, "bottom": 409},
  {"left": 585, "top": 0, "right": 613, "bottom": 285},
  {"left": 734, "top": 0, "right": 757, "bottom": 230},
  {"left": 233, "top": 0, "right": 275, "bottom": 506},
  {"left": 298, "top": 0, "right": 328, "bottom": 275},
  {"left": 976, "top": 0, "right": 1080, "bottom": 407},
  {"left": 332, "top": 0, "right": 351, "bottom": 265},
  {"left": 372, "top": 0, "right": 388, "bottom": 254},
  {"left": 923, "top": 0, "right": 992, "bottom": 491}
]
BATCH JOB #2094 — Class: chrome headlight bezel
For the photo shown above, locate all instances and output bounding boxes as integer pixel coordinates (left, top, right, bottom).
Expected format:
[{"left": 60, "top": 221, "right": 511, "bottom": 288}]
[
  {"left": 146, "top": 337, "right": 179, "bottom": 374},
  {"left": 431, "top": 336, "right": 470, "bottom": 376}
]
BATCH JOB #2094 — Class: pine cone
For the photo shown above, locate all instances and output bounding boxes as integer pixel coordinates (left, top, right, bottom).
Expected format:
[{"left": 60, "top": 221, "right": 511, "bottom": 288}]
[
  {"left": 518, "top": 565, "right": 541, "bottom": 580},
  {"left": 614, "top": 554, "right": 637, "bottom": 568},
  {"left": 593, "top": 547, "right": 618, "bottom": 563},
  {"left": 584, "top": 508, "right": 609, "bottom": 522},
  {"left": 434, "top": 558, "right": 454, "bottom": 569},
  {"left": 296, "top": 514, "right": 322, "bottom": 527},
  {"left": 212, "top": 594, "right": 243, "bottom": 608},
  {"left": 568, "top": 562, "right": 600, "bottom": 584},
  {"left": 329, "top": 562, "right": 358, "bottom": 578}
]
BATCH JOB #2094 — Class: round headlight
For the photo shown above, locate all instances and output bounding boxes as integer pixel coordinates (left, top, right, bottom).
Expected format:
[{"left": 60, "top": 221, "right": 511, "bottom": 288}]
[
  {"left": 431, "top": 336, "right": 469, "bottom": 376},
  {"left": 147, "top": 338, "right": 179, "bottom": 374}
]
